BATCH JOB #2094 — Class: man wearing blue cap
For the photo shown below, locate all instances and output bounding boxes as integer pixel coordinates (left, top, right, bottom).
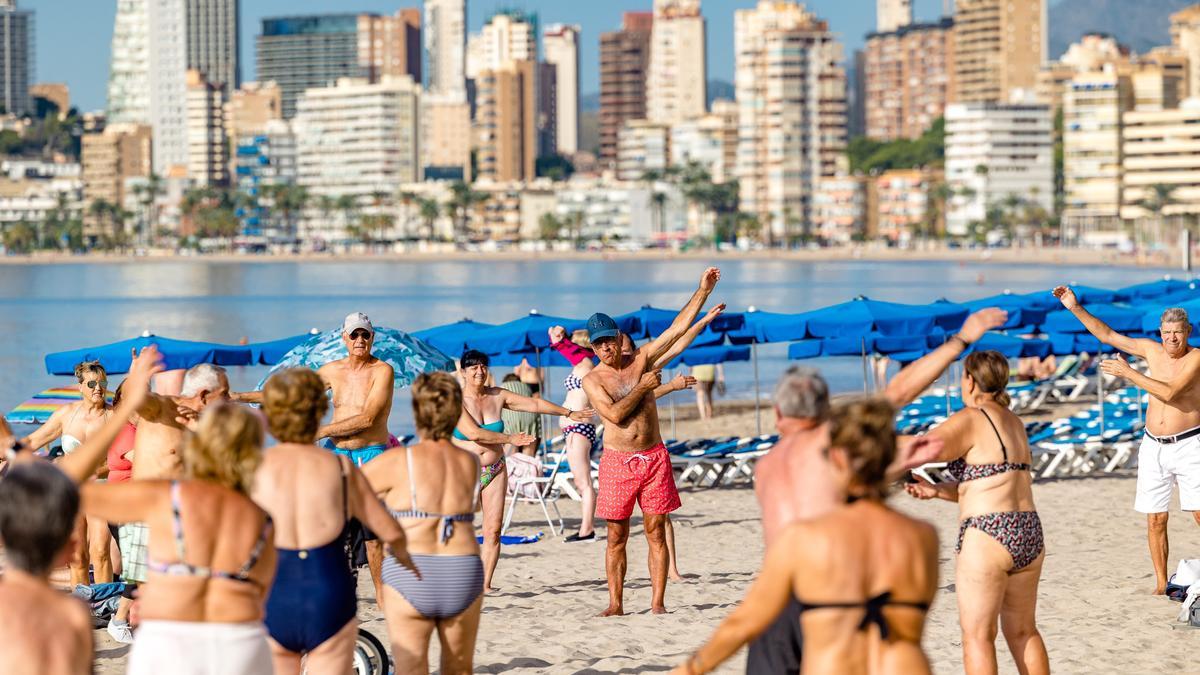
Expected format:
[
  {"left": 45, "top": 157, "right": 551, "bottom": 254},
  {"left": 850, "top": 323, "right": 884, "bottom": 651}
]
[{"left": 582, "top": 266, "right": 723, "bottom": 617}]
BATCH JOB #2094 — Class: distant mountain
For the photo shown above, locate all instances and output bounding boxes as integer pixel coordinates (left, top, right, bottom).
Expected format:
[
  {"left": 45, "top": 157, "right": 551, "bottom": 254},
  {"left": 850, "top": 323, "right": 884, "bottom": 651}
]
[
  {"left": 580, "top": 79, "right": 736, "bottom": 113},
  {"left": 1048, "top": 0, "right": 1194, "bottom": 58}
]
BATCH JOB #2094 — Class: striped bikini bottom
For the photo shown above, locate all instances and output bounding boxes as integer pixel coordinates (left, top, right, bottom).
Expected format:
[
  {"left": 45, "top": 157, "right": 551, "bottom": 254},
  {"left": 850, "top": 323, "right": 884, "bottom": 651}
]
[{"left": 380, "top": 554, "right": 483, "bottom": 620}]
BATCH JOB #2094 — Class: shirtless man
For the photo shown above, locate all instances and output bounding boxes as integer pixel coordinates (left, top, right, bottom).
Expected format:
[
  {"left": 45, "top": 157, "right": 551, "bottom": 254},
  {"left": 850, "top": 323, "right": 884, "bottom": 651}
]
[
  {"left": 1056, "top": 286, "right": 1200, "bottom": 594},
  {"left": 581, "top": 266, "right": 723, "bottom": 617}
]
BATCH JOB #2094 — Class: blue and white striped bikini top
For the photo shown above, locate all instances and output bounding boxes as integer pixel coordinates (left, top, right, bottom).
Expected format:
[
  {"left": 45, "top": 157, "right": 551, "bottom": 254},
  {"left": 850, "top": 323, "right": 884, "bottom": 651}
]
[{"left": 390, "top": 447, "right": 479, "bottom": 543}]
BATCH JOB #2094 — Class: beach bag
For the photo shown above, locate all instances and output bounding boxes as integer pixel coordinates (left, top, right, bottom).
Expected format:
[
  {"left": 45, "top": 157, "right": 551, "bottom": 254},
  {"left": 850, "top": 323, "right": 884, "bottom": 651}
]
[
  {"left": 1169, "top": 559, "right": 1200, "bottom": 602},
  {"left": 506, "top": 452, "right": 543, "bottom": 499}
]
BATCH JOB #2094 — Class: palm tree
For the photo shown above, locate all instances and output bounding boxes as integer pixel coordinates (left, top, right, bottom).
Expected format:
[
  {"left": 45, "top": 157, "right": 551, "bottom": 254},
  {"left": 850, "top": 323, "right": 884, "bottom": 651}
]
[
  {"left": 538, "top": 212, "right": 562, "bottom": 242},
  {"left": 1135, "top": 183, "right": 1177, "bottom": 249},
  {"left": 651, "top": 191, "right": 668, "bottom": 243},
  {"left": 396, "top": 190, "right": 417, "bottom": 239},
  {"left": 448, "top": 181, "right": 488, "bottom": 242},
  {"left": 334, "top": 194, "right": 359, "bottom": 243},
  {"left": 131, "top": 174, "right": 163, "bottom": 249},
  {"left": 418, "top": 198, "right": 440, "bottom": 241}
]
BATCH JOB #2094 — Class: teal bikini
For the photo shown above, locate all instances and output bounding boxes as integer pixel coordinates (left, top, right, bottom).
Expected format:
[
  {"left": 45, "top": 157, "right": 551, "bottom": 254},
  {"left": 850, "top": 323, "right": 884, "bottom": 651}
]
[{"left": 453, "top": 420, "right": 507, "bottom": 488}]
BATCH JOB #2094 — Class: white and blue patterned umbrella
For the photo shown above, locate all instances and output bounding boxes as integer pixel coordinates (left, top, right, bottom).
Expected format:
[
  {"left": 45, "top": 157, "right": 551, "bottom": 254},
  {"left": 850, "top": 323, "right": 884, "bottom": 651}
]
[{"left": 257, "top": 326, "right": 455, "bottom": 389}]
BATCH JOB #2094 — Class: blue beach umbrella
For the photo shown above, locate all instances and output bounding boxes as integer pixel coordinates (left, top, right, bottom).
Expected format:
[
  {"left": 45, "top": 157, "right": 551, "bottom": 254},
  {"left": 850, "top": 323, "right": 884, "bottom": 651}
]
[
  {"left": 464, "top": 311, "right": 585, "bottom": 354},
  {"left": 726, "top": 308, "right": 807, "bottom": 344},
  {"left": 247, "top": 330, "right": 321, "bottom": 366},
  {"left": 968, "top": 333, "right": 1053, "bottom": 359},
  {"left": 614, "top": 305, "right": 742, "bottom": 344},
  {"left": 1043, "top": 304, "right": 1144, "bottom": 334},
  {"left": 257, "top": 326, "right": 454, "bottom": 389},
  {"left": 666, "top": 345, "right": 751, "bottom": 369},
  {"left": 1138, "top": 298, "right": 1200, "bottom": 334},
  {"left": 957, "top": 293, "right": 1047, "bottom": 329},
  {"left": 485, "top": 348, "right": 572, "bottom": 368},
  {"left": 412, "top": 319, "right": 495, "bottom": 358},
  {"left": 45, "top": 334, "right": 253, "bottom": 376},
  {"left": 801, "top": 297, "right": 965, "bottom": 338},
  {"left": 1119, "top": 277, "right": 1193, "bottom": 301},
  {"left": 1022, "top": 285, "right": 1124, "bottom": 310}
]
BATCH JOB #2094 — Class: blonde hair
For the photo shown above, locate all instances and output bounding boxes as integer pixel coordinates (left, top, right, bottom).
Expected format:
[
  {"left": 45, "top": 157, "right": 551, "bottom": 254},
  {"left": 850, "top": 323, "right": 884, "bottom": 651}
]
[
  {"left": 570, "top": 329, "right": 592, "bottom": 350},
  {"left": 182, "top": 403, "right": 263, "bottom": 495},
  {"left": 262, "top": 368, "right": 328, "bottom": 443},
  {"left": 75, "top": 360, "right": 106, "bottom": 382},
  {"left": 829, "top": 396, "right": 897, "bottom": 499},
  {"left": 412, "top": 372, "right": 462, "bottom": 441},
  {"left": 964, "top": 351, "right": 1012, "bottom": 408}
]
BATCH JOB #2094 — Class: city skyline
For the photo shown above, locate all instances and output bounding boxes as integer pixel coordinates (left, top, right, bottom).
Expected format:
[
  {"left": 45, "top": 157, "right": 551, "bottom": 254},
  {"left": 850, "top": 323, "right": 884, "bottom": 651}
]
[{"left": 38, "top": 0, "right": 957, "bottom": 112}]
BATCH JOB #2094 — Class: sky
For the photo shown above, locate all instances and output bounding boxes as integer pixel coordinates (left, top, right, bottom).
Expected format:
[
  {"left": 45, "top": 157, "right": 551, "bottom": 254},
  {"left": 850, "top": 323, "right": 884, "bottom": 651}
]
[{"left": 39, "top": 0, "right": 966, "bottom": 113}]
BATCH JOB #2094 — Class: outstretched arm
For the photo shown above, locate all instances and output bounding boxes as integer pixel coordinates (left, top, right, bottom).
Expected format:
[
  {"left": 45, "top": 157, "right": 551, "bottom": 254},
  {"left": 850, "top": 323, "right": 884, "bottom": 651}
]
[
  {"left": 20, "top": 405, "right": 68, "bottom": 453},
  {"left": 885, "top": 308, "right": 1008, "bottom": 408},
  {"left": 454, "top": 410, "right": 534, "bottom": 447},
  {"left": 500, "top": 389, "right": 594, "bottom": 421},
  {"left": 655, "top": 374, "right": 697, "bottom": 399},
  {"left": 642, "top": 268, "right": 721, "bottom": 364},
  {"left": 231, "top": 390, "right": 263, "bottom": 404},
  {"left": 317, "top": 365, "right": 393, "bottom": 440},
  {"left": 1053, "top": 286, "right": 1148, "bottom": 357},
  {"left": 549, "top": 326, "right": 595, "bottom": 366},
  {"left": 1102, "top": 355, "right": 1200, "bottom": 404},
  {"left": 649, "top": 303, "right": 726, "bottom": 371},
  {"left": 583, "top": 370, "right": 660, "bottom": 425}
]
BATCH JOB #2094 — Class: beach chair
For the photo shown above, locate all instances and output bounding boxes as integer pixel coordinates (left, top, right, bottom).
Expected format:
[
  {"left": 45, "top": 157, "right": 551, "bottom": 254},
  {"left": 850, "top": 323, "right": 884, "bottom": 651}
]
[{"left": 502, "top": 451, "right": 566, "bottom": 536}]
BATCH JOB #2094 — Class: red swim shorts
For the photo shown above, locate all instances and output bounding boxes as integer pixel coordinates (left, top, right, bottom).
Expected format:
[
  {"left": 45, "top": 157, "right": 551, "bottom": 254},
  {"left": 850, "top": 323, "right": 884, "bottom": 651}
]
[{"left": 595, "top": 443, "right": 681, "bottom": 521}]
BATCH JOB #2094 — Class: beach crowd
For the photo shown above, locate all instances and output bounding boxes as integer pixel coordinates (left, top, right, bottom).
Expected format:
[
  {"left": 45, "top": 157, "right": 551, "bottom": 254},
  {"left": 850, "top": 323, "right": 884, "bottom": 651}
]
[{"left": 0, "top": 266, "right": 1195, "bottom": 675}]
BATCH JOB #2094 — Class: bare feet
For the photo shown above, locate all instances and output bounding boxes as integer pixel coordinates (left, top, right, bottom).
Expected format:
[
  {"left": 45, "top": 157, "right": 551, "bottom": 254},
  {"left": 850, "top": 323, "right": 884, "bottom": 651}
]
[
  {"left": 651, "top": 605, "right": 668, "bottom": 615},
  {"left": 598, "top": 604, "right": 624, "bottom": 617},
  {"left": 1152, "top": 583, "right": 1167, "bottom": 595},
  {"left": 669, "top": 569, "right": 684, "bottom": 582},
  {"left": 484, "top": 586, "right": 500, "bottom": 594}
]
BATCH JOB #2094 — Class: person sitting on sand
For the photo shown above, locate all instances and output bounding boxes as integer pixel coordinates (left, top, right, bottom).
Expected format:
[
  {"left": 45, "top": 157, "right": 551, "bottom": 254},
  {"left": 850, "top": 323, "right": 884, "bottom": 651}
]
[
  {"left": 672, "top": 397, "right": 939, "bottom": 675},
  {"left": 362, "top": 372, "right": 485, "bottom": 674},
  {"left": 22, "top": 360, "right": 116, "bottom": 587},
  {"left": 1055, "top": 286, "right": 1200, "bottom": 595},
  {"left": 905, "top": 350, "right": 1049, "bottom": 675},
  {"left": 254, "top": 367, "right": 418, "bottom": 675}
]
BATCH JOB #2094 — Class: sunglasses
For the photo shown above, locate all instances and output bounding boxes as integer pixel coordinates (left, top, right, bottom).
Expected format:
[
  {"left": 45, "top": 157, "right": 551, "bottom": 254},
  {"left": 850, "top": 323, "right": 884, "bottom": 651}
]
[
  {"left": 85, "top": 380, "right": 108, "bottom": 390},
  {"left": 349, "top": 330, "right": 373, "bottom": 341}
]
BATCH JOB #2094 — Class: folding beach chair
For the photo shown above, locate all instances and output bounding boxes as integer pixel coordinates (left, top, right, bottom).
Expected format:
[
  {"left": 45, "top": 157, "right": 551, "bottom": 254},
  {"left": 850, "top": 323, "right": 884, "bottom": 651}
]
[{"left": 502, "top": 452, "right": 566, "bottom": 536}]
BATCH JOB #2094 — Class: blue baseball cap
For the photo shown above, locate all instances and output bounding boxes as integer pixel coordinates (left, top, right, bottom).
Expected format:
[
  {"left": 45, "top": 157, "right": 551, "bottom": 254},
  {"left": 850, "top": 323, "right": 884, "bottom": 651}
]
[{"left": 587, "top": 313, "right": 620, "bottom": 342}]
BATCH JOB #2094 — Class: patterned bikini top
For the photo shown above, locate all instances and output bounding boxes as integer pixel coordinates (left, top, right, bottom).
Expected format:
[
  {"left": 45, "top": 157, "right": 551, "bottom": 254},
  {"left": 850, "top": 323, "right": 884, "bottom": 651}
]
[
  {"left": 148, "top": 481, "right": 273, "bottom": 586},
  {"left": 390, "top": 447, "right": 478, "bottom": 543},
  {"left": 946, "top": 408, "right": 1032, "bottom": 483},
  {"left": 564, "top": 373, "right": 583, "bottom": 392}
]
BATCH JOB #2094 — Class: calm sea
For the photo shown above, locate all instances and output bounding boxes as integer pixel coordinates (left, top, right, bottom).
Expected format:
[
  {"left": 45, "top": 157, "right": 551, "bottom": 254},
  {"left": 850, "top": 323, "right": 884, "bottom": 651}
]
[{"left": 0, "top": 257, "right": 1175, "bottom": 434}]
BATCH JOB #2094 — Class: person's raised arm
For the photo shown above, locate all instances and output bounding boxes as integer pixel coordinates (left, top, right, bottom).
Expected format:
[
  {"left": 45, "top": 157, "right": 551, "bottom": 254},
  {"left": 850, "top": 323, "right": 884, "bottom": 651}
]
[
  {"left": 455, "top": 408, "right": 535, "bottom": 447},
  {"left": 1101, "top": 354, "right": 1200, "bottom": 404},
  {"left": 583, "top": 369, "right": 660, "bottom": 424},
  {"left": 501, "top": 388, "right": 594, "bottom": 421},
  {"left": 648, "top": 303, "right": 726, "bottom": 371},
  {"left": 316, "top": 363, "right": 393, "bottom": 440},
  {"left": 672, "top": 525, "right": 799, "bottom": 675},
  {"left": 1053, "top": 286, "right": 1148, "bottom": 357},
  {"left": 347, "top": 458, "right": 420, "bottom": 579},
  {"left": 643, "top": 267, "right": 721, "bottom": 364},
  {"left": 655, "top": 374, "right": 697, "bottom": 399},
  {"left": 59, "top": 346, "right": 164, "bottom": 484},
  {"left": 549, "top": 326, "right": 594, "bottom": 366},
  {"left": 20, "top": 405, "right": 68, "bottom": 453},
  {"left": 884, "top": 308, "right": 1008, "bottom": 408}
]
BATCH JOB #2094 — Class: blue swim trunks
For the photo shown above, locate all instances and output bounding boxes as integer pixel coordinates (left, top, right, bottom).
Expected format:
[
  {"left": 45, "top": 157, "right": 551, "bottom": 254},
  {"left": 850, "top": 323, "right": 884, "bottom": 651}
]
[{"left": 318, "top": 439, "right": 387, "bottom": 467}]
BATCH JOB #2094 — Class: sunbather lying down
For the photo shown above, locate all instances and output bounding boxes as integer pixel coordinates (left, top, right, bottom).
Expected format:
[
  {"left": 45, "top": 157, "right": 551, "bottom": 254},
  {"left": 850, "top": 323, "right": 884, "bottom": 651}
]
[{"left": 1018, "top": 354, "right": 1057, "bottom": 381}]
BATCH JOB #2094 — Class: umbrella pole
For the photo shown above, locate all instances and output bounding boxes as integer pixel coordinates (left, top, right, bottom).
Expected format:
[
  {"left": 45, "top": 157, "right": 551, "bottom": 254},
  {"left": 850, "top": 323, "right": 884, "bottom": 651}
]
[
  {"left": 752, "top": 342, "right": 762, "bottom": 435},
  {"left": 671, "top": 366, "right": 678, "bottom": 441},
  {"left": 861, "top": 338, "right": 869, "bottom": 394},
  {"left": 1098, "top": 352, "right": 1106, "bottom": 435},
  {"left": 536, "top": 346, "right": 548, "bottom": 458},
  {"left": 944, "top": 337, "right": 952, "bottom": 416}
]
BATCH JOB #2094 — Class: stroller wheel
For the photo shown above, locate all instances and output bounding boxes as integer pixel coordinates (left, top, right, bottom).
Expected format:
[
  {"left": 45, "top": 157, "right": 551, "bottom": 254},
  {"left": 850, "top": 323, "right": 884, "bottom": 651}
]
[{"left": 353, "top": 628, "right": 390, "bottom": 675}]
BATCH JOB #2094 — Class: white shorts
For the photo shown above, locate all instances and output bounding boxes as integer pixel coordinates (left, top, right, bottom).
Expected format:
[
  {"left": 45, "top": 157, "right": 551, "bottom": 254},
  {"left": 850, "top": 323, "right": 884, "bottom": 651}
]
[
  {"left": 128, "top": 620, "right": 273, "bottom": 675},
  {"left": 1134, "top": 432, "right": 1200, "bottom": 513}
]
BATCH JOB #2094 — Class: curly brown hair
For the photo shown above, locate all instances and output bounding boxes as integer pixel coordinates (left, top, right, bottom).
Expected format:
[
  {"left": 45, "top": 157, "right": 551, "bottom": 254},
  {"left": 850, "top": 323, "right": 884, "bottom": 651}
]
[
  {"left": 964, "top": 350, "right": 1012, "bottom": 408},
  {"left": 829, "top": 396, "right": 897, "bottom": 499},
  {"left": 262, "top": 368, "right": 329, "bottom": 444},
  {"left": 74, "top": 360, "right": 106, "bottom": 383},
  {"left": 182, "top": 403, "right": 264, "bottom": 495},
  {"left": 412, "top": 371, "right": 462, "bottom": 441}
]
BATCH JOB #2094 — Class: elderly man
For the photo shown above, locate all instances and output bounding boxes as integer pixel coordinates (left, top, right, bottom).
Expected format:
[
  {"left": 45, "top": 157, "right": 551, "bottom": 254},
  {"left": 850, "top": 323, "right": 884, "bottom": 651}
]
[
  {"left": 314, "top": 312, "right": 395, "bottom": 466},
  {"left": 582, "top": 267, "right": 723, "bottom": 617},
  {"left": 1056, "top": 286, "right": 1200, "bottom": 594}
]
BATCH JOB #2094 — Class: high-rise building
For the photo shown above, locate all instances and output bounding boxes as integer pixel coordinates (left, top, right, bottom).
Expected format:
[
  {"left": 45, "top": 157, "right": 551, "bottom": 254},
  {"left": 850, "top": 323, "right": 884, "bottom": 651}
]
[
  {"left": 1035, "top": 33, "right": 1130, "bottom": 113},
  {"left": 647, "top": 0, "right": 707, "bottom": 125},
  {"left": 599, "top": 12, "right": 653, "bottom": 166},
  {"left": 184, "top": 0, "right": 239, "bottom": 99},
  {"left": 233, "top": 119, "right": 296, "bottom": 239},
  {"left": 849, "top": 50, "right": 867, "bottom": 138},
  {"left": 148, "top": 0, "right": 189, "bottom": 176},
  {"left": 1062, "top": 69, "right": 1131, "bottom": 237},
  {"left": 670, "top": 100, "right": 738, "bottom": 184},
  {"left": 953, "top": 0, "right": 1046, "bottom": 104},
  {"left": 476, "top": 60, "right": 537, "bottom": 183},
  {"left": 422, "top": 95, "right": 471, "bottom": 180},
  {"left": 813, "top": 175, "right": 869, "bottom": 243},
  {"left": 81, "top": 123, "right": 153, "bottom": 238},
  {"left": 258, "top": 11, "right": 423, "bottom": 118},
  {"left": 544, "top": 24, "right": 581, "bottom": 155},
  {"left": 875, "top": 168, "right": 939, "bottom": 242},
  {"left": 1122, "top": 101, "right": 1200, "bottom": 228},
  {"left": 617, "top": 119, "right": 671, "bottom": 182},
  {"left": 466, "top": 12, "right": 537, "bottom": 79},
  {"left": 735, "top": 1, "right": 847, "bottom": 238},
  {"left": 425, "top": 0, "right": 466, "bottom": 99},
  {"left": 865, "top": 18, "right": 954, "bottom": 141},
  {"left": 877, "top": 0, "right": 912, "bottom": 33},
  {"left": 107, "top": 0, "right": 151, "bottom": 124},
  {"left": 225, "top": 81, "right": 282, "bottom": 145},
  {"left": 536, "top": 61, "right": 558, "bottom": 158},
  {"left": 0, "top": 0, "right": 33, "bottom": 117},
  {"left": 185, "top": 70, "right": 228, "bottom": 187},
  {"left": 293, "top": 76, "right": 421, "bottom": 238},
  {"left": 945, "top": 102, "right": 1053, "bottom": 235},
  {"left": 1171, "top": 5, "right": 1200, "bottom": 101}
]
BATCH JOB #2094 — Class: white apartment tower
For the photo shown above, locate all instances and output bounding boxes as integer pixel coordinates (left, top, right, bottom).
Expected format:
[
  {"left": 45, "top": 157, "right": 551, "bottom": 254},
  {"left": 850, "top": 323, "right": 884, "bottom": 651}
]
[
  {"left": 148, "top": 0, "right": 189, "bottom": 176},
  {"left": 876, "top": 0, "right": 913, "bottom": 33},
  {"left": 185, "top": 70, "right": 228, "bottom": 187},
  {"left": 425, "top": 0, "right": 466, "bottom": 100},
  {"left": 108, "top": 0, "right": 151, "bottom": 124},
  {"left": 543, "top": 24, "right": 581, "bottom": 155},
  {"left": 647, "top": 0, "right": 707, "bottom": 125},
  {"left": 466, "top": 12, "right": 537, "bottom": 79},
  {"left": 735, "top": 1, "right": 847, "bottom": 238}
]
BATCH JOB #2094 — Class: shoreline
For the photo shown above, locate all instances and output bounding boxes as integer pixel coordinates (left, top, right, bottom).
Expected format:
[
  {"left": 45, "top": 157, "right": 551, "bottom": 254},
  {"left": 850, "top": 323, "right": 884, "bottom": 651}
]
[{"left": 0, "top": 246, "right": 1185, "bottom": 269}]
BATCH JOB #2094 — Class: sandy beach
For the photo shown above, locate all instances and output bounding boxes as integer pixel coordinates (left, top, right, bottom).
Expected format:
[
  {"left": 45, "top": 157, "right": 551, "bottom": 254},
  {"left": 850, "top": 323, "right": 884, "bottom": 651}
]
[{"left": 87, "top": 402, "right": 1200, "bottom": 674}]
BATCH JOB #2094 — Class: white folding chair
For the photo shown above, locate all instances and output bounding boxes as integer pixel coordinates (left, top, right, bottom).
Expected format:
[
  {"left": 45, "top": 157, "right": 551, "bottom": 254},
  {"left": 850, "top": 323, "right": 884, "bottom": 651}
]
[{"left": 502, "top": 452, "right": 566, "bottom": 536}]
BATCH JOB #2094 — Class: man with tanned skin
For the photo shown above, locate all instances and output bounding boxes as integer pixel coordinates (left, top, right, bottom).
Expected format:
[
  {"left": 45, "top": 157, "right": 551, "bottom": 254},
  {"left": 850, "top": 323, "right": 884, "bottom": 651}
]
[
  {"left": 582, "top": 267, "right": 723, "bottom": 617},
  {"left": 1055, "top": 286, "right": 1200, "bottom": 594}
]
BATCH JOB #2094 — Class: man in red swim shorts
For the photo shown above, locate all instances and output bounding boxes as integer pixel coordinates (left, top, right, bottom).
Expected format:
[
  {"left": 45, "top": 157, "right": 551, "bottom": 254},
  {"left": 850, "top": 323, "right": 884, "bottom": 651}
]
[{"left": 582, "top": 267, "right": 723, "bottom": 616}]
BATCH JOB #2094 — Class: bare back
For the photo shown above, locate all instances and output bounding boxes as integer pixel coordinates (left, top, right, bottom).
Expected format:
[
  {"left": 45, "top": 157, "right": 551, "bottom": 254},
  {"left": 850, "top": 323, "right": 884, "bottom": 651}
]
[
  {"left": 755, "top": 425, "right": 839, "bottom": 545},
  {"left": 586, "top": 350, "right": 661, "bottom": 451},
  {"left": 0, "top": 578, "right": 92, "bottom": 675},
  {"left": 321, "top": 357, "right": 394, "bottom": 449},
  {"left": 370, "top": 440, "right": 481, "bottom": 556},
  {"left": 253, "top": 444, "right": 349, "bottom": 549},
  {"left": 790, "top": 502, "right": 937, "bottom": 675},
  {"left": 1143, "top": 344, "right": 1200, "bottom": 435}
]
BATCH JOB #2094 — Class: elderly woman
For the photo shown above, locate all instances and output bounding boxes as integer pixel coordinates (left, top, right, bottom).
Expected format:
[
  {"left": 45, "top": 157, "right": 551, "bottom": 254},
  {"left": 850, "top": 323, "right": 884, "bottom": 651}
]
[
  {"left": 23, "top": 360, "right": 115, "bottom": 585},
  {"left": 905, "top": 350, "right": 1048, "bottom": 675},
  {"left": 673, "top": 397, "right": 938, "bottom": 675}
]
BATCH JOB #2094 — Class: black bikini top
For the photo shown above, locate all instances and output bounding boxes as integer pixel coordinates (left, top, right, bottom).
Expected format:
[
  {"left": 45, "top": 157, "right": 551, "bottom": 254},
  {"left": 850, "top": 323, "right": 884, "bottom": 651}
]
[{"left": 797, "top": 591, "right": 930, "bottom": 640}]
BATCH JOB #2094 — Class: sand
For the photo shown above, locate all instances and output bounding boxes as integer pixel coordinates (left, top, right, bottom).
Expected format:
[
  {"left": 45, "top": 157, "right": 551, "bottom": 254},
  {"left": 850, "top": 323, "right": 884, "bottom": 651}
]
[{"left": 90, "top": 403, "right": 1200, "bottom": 674}]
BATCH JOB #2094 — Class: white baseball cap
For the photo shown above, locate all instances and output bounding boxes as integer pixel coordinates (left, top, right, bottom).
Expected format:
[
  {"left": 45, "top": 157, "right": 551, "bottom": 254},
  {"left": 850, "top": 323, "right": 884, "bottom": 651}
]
[{"left": 342, "top": 312, "right": 374, "bottom": 336}]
